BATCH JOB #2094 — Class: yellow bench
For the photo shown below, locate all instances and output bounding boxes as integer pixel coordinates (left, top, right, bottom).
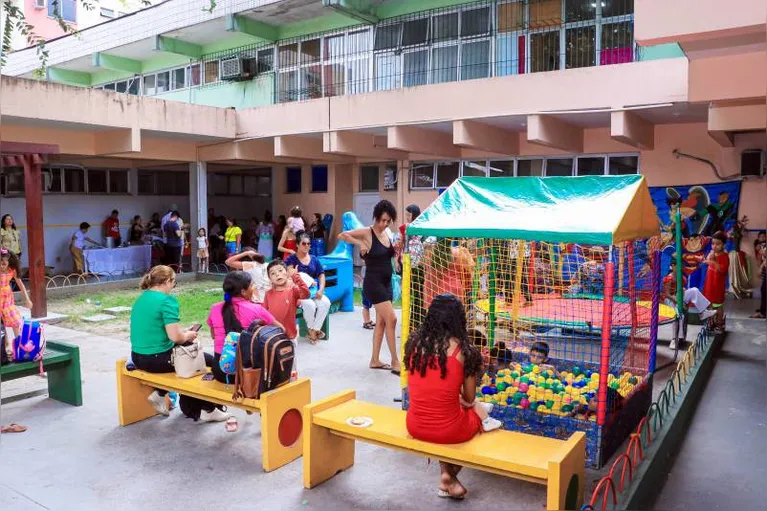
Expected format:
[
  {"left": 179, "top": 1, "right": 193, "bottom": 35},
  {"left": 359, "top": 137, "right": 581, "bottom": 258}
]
[
  {"left": 303, "top": 390, "right": 586, "bottom": 510},
  {"left": 116, "top": 359, "right": 310, "bottom": 472}
]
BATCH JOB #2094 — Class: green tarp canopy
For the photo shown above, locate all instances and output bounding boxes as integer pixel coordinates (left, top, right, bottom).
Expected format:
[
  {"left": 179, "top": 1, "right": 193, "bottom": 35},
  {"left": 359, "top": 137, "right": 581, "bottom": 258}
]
[{"left": 407, "top": 175, "right": 660, "bottom": 245}]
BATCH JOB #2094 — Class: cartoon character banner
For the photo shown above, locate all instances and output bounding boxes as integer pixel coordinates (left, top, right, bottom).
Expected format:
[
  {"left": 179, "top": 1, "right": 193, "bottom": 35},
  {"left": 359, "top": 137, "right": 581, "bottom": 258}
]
[{"left": 649, "top": 181, "right": 741, "bottom": 289}]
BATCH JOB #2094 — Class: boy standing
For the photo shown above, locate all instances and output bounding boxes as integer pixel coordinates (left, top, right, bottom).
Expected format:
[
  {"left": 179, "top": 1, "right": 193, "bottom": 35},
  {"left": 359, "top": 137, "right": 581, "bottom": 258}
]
[
  {"left": 702, "top": 231, "right": 730, "bottom": 333},
  {"left": 69, "top": 222, "right": 99, "bottom": 274}
]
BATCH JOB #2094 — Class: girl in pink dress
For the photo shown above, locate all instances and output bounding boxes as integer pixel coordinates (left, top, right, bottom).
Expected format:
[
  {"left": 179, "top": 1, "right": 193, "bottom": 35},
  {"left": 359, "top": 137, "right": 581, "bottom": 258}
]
[{"left": 1, "top": 249, "right": 33, "bottom": 360}]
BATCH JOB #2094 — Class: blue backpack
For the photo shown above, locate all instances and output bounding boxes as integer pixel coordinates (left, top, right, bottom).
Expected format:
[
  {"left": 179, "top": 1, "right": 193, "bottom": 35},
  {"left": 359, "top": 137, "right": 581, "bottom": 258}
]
[
  {"left": 13, "top": 320, "right": 45, "bottom": 363},
  {"left": 219, "top": 332, "right": 240, "bottom": 375}
]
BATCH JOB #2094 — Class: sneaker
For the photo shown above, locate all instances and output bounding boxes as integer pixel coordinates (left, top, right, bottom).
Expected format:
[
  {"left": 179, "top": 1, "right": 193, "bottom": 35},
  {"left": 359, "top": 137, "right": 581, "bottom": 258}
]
[
  {"left": 478, "top": 402, "right": 494, "bottom": 414},
  {"left": 700, "top": 309, "right": 717, "bottom": 320},
  {"left": 481, "top": 416, "right": 503, "bottom": 432},
  {"left": 147, "top": 390, "right": 170, "bottom": 417},
  {"left": 199, "top": 408, "right": 231, "bottom": 423},
  {"left": 669, "top": 339, "right": 677, "bottom": 351}
]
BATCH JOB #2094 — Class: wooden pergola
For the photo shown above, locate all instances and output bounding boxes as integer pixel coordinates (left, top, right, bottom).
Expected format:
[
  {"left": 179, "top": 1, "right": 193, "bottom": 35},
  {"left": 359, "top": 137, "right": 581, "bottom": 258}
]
[{"left": 0, "top": 142, "right": 59, "bottom": 318}]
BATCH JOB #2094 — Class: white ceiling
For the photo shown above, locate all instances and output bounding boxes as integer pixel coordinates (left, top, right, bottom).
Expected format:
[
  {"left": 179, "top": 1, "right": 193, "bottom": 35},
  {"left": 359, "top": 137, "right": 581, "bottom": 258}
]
[{"left": 163, "top": 18, "right": 230, "bottom": 46}]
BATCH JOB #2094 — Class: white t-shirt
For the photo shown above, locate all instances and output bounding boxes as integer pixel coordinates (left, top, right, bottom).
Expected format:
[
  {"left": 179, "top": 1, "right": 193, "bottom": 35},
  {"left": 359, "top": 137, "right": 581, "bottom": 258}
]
[
  {"left": 197, "top": 236, "right": 208, "bottom": 250},
  {"left": 72, "top": 231, "right": 86, "bottom": 249},
  {"left": 242, "top": 261, "right": 272, "bottom": 303}
]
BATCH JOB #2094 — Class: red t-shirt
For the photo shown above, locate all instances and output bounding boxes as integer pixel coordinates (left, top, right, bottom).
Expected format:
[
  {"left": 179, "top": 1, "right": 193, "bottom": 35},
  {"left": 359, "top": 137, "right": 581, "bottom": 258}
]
[
  {"left": 702, "top": 252, "right": 729, "bottom": 305},
  {"left": 263, "top": 273, "right": 309, "bottom": 339},
  {"left": 104, "top": 217, "right": 120, "bottom": 238}
]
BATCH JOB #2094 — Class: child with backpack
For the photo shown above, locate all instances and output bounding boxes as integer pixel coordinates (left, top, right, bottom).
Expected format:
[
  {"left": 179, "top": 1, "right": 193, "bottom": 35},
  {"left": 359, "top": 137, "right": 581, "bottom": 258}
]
[{"left": 1, "top": 249, "right": 33, "bottom": 361}]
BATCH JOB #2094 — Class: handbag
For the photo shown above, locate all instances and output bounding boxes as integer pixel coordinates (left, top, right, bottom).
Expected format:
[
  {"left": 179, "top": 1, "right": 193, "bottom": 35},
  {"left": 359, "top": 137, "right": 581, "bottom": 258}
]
[{"left": 172, "top": 342, "right": 206, "bottom": 378}]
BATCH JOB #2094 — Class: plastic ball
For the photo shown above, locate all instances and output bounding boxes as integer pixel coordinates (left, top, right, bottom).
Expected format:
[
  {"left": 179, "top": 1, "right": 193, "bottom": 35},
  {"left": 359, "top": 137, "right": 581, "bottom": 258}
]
[
  {"left": 518, "top": 383, "right": 529, "bottom": 393},
  {"left": 536, "top": 405, "right": 547, "bottom": 413},
  {"left": 496, "top": 382, "right": 508, "bottom": 392},
  {"left": 520, "top": 376, "right": 530, "bottom": 384},
  {"left": 572, "top": 366, "right": 581, "bottom": 376},
  {"left": 563, "top": 396, "right": 573, "bottom": 404},
  {"left": 511, "top": 371, "right": 520, "bottom": 379},
  {"left": 585, "top": 370, "right": 593, "bottom": 378},
  {"left": 506, "top": 397, "right": 514, "bottom": 406},
  {"left": 522, "top": 364, "right": 532, "bottom": 373},
  {"left": 591, "top": 373, "right": 599, "bottom": 380},
  {"left": 481, "top": 386, "right": 493, "bottom": 395},
  {"left": 539, "top": 382, "right": 549, "bottom": 390},
  {"left": 545, "top": 400, "right": 554, "bottom": 409},
  {"left": 520, "top": 398, "right": 530, "bottom": 409},
  {"left": 514, "top": 392, "right": 526, "bottom": 401},
  {"left": 609, "top": 381, "right": 620, "bottom": 390},
  {"left": 561, "top": 404, "right": 573, "bottom": 413},
  {"left": 532, "top": 365, "right": 541, "bottom": 374},
  {"left": 629, "top": 376, "right": 638, "bottom": 385}
]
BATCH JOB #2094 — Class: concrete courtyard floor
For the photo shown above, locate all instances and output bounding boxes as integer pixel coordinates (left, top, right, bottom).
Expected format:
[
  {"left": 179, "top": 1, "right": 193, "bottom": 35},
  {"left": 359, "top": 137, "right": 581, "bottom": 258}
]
[{"left": 1, "top": 305, "right": 704, "bottom": 510}]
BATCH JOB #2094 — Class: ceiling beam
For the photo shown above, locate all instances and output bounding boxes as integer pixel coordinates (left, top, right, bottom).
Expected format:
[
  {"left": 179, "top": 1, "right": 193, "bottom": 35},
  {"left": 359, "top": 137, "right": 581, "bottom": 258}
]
[
  {"left": 322, "top": 0, "right": 379, "bottom": 24},
  {"left": 707, "top": 102, "right": 766, "bottom": 148},
  {"left": 453, "top": 120, "right": 519, "bottom": 155},
  {"left": 610, "top": 111, "right": 655, "bottom": 150},
  {"left": 45, "top": 67, "right": 91, "bottom": 87},
  {"left": 526, "top": 114, "right": 583, "bottom": 153},
  {"left": 92, "top": 52, "right": 142, "bottom": 74},
  {"left": 275, "top": 135, "right": 352, "bottom": 162},
  {"left": 93, "top": 128, "right": 141, "bottom": 156},
  {"left": 198, "top": 139, "right": 275, "bottom": 162},
  {"left": 323, "top": 131, "right": 404, "bottom": 159},
  {"left": 387, "top": 126, "right": 461, "bottom": 158},
  {"left": 708, "top": 130, "right": 735, "bottom": 148},
  {"left": 154, "top": 35, "right": 202, "bottom": 59},
  {"left": 225, "top": 14, "right": 278, "bottom": 42}
]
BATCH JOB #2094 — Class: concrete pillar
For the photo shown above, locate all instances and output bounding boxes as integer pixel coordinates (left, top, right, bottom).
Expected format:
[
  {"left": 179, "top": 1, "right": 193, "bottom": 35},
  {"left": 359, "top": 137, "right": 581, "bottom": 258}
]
[{"left": 189, "top": 161, "right": 207, "bottom": 271}]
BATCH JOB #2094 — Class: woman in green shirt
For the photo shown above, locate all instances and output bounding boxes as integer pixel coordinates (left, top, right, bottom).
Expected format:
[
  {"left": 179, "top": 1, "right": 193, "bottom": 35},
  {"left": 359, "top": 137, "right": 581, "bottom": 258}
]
[{"left": 130, "top": 265, "right": 229, "bottom": 422}]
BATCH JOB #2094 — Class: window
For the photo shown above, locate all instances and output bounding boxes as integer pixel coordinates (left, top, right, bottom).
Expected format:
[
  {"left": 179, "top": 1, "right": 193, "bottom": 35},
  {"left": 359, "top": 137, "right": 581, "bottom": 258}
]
[
  {"left": 461, "top": 40, "right": 490, "bottom": 80},
  {"left": 87, "top": 169, "right": 108, "bottom": 193},
  {"left": 143, "top": 74, "right": 156, "bottom": 95},
  {"left": 311, "top": 165, "right": 328, "bottom": 193},
  {"left": 1, "top": 169, "right": 24, "bottom": 195},
  {"left": 301, "top": 39, "right": 321, "bottom": 65},
  {"left": 462, "top": 161, "right": 487, "bottom": 177},
  {"left": 545, "top": 158, "right": 574, "bottom": 176},
  {"left": 375, "top": 24, "right": 402, "bottom": 51},
  {"left": 257, "top": 48, "right": 274, "bottom": 73},
  {"left": 286, "top": 167, "right": 302, "bottom": 194},
  {"left": 172, "top": 68, "right": 186, "bottom": 90},
  {"left": 100, "top": 8, "right": 115, "bottom": 18},
  {"left": 138, "top": 171, "right": 154, "bottom": 194},
  {"left": 608, "top": 155, "right": 639, "bottom": 175},
  {"left": 530, "top": 0, "right": 563, "bottom": 29},
  {"left": 360, "top": 165, "right": 379, "bottom": 192},
  {"left": 375, "top": 53, "right": 400, "bottom": 91},
  {"left": 403, "top": 50, "right": 428, "bottom": 87},
  {"left": 383, "top": 163, "right": 398, "bottom": 191},
  {"left": 156, "top": 172, "right": 176, "bottom": 194},
  {"left": 531, "top": 31, "right": 560, "bottom": 72},
  {"left": 432, "top": 45, "right": 458, "bottom": 84},
  {"left": 461, "top": 7, "right": 491, "bottom": 37},
  {"left": 602, "top": 0, "right": 634, "bottom": 18},
  {"left": 42, "top": 168, "right": 62, "bottom": 193},
  {"left": 49, "top": 0, "right": 76, "bottom": 22},
  {"left": 156, "top": 71, "right": 170, "bottom": 94},
  {"left": 243, "top": 176, "right": 258, "bottom": 196},
  {"left": 402, "top": 18, "right": 429, "bottom": 47},
  {"left": 103, "top": 82, "right": 116, "bottom": 91},
  {"left": 189, "top": 64, "right": 202, "bottom": 86},
  {"left": 204, "top": 61, "right": 219, "bottom": 84},
  {"left": 127, "top": 78, "right": 139, "bottom": 95},
  {"left": 517, "top": 159, "right": 543, "bottom": 177},
  {"left": 115, "top": 81, "right": 127, "bottom": 93},
  {"left": 577, "top": 156, "right": 605, "bottom": 176},
  {"left": 109, "top": 170, "right": 129, "bottom": 194},
  {"left": 64, "top": 168, "right": 85, "bottom": 193},
  {"left": 411, "top": 163, "right": 435, "bottom": 189},
  {"left": 324, "top": 35, "right": 345, "bottom": 97},
  {"left": 432, "top": 12, "right": 458, "bottom": 43},
  {"left": 566, "top": 26, "right": 596, "bottom": 69},
  {"left": 601, "top": 21, "right": 634, "bottom": 65},
  {"left": 498, "top": 1, "right": 525, "bottom": 33},
  {"left": 489, "top": 160, "right": 515, "bottom": 177},
  {"left": 565, "top": 0, "right": 596, "bottom": 22},
  {"left": 435, "top": 162, "right": 459, "bottom": 188}
]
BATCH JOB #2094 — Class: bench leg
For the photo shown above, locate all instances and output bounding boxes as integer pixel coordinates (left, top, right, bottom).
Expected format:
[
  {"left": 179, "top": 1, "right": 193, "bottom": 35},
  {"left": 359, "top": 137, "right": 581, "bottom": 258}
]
[
  {"left": 547, "top": 432, "right": 586, "bottom": 510},
  {"left": 115, "top": 360, "right": 157, "bottom": 426},
  {"left": 47, "top": 346, "right": 83, "bottom": 406},
  {"left": 259, "top": 377, "right": 312, "bottom": 472},
  {"left": 303, "top": 390, "right": 356, "bottom": 489}
]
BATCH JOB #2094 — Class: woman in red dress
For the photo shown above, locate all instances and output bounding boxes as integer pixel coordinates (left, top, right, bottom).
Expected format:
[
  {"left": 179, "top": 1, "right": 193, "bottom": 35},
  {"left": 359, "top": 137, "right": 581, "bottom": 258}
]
[
  {"left": 405, "top": 294, "right": 502, "bottom": 500},
  {"left": 702, "top": 231, "right": 730, "bottom": 333}
]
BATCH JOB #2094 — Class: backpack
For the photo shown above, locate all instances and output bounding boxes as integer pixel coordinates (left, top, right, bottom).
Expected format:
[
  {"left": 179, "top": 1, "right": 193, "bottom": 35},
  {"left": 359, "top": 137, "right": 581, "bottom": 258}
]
[
  {"left": 219, "top": 332, "right": 240, "bottom": 375},
  {"left": 13, "top": 320, "right": 46, "bottom": 374},
  {"left": 233, "top": 321, "right": 294, "bottom": 400}
]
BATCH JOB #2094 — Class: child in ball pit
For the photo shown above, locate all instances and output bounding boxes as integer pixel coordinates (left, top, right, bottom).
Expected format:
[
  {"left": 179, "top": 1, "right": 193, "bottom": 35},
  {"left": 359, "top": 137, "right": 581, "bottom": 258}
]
[{"left": 528, "top": 341, "right": 559, "bottom": 377}]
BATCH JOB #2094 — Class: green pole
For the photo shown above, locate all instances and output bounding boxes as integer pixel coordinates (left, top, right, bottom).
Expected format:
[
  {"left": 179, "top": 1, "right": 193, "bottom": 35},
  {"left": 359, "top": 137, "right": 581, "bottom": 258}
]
[
  {"left": 488, "top": 245, "right": 497, "bottom": 350},
  {"left": 674, "top": 207, "right": 684, "bottom": 318}
]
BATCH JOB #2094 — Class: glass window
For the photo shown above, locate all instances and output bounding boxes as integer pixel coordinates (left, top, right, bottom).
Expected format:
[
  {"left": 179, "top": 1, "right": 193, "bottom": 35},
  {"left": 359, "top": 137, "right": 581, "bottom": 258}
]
[
  {"left": 127, "top": 78, "right": 139, "bottom": 95},
  {"left": 279, "top": 43, "right": 299, "bottom": 67},
  {"left": 360, "top": 165, "right": 379, "bottom": 192},
  {"left": 228, "top": 175, "right": 244, "bottom": 196},
  {"left": 403, "top": 50, "right": 428, "bottom": 87},
  {"left": 87, "top": 169, "right": 108, "bottom": 193},
  {"left": 64, "top": 168, "right": 85, "bottom": 193},
  {"left": 608, "top": 155, "right": 639, "bottom": 175},
  {"left": 311, "top": 165, "right": 328, "bottom": 193},
  {"left": 3, "top": 169, "right": 24, "bottom": 194},
  {"left": 324, "top": 63, "right": 345, "bottom": 97},
  {"left": 489, "top": 160, "right": 515, "bottom": 177},
  {"left": 279, "top": 70, "right": 299, "bottom": 102},
  {"left": 138, "top": 171, "right": 154, "bottom": 194},
  {"left": 529, "top": 0, "right": 563, "bottom": 29},
  {"left": 577, "top": 156, "right": 605, "bottom": 176},
  {"left": 602, "top": 0, "right": 634, "bottom": 18},
  {"left": 546, "top": 158, "right": 573, "bottom": 176},
  {"left": 243, "top": 176, "right": 258, "bottom": 196},
  {"left": 155, "top": 71, "right": 169, "bottom": 94},
  {"left": 50, "top": 0, "right": 77, "bottom": 22},
  {"left": 172, "top": 68, "right": 186, "bottom": 90},
  {"left": 104, "top": 82, "right": 116, "bottom": 91},
  {"left": 565, "top": 0, "right": 596, "bottom": 22},
  {"left": 348, "top": 29, "right": 372, "bottom": 55},
  {"left": 383, "top": 163, "right": 398, "bottom": 191},
  {"left": 375, "top": 53, "right": 400, "bottom": 91},
  {"left": 435, "top": 162, "right": 459, "bottom": 188},
  {"left": 115, "top": 81, "right": 127, "bottom": 93},
  {"left": 432, "top": 45, "right": 458, "bottom": 84},
  {"left": 210, "top": 173, "right": 228, "bottom": 195},
  {"left": 109, "top": 170, "right": 129, "bottom": 193},
  {"left": 461, "top": 40, "right": 490, "bottom": 80},
  {"left": 42, "top": 168, "right": 62, "bottom": 193},
  {"left": 496, "top": 33, "right": 521, "bottom": 77},
  {"left": 100, "top": 7, "right": 114, "bottom": 18},
  {"left": 257, "top": 48, "right": 274, "bottom": 73},
  {"left": 374, "top": 24, "right": 402, "bottom": 51},
  {"left": 303, "top": 65, "right": 322, "bottom": 99},
  {"left": 325, "top": 35, "right": 345, "bottom": 60},
  {"left": 143, "top": 75, "right": 156, "bottom": 95},
  {"left": 347, "top": 56, "right": 369, "bottom": 95},
  {"left": 498, "top": 1, "right": 525, "bottom": 33},
  {"left": 566, "top": 26, "right": 596, "bottom": 69},
  {"left": 461, "top": 7, "right": 491, "bottom": 37},
  {"left": 156, "top": 172, "right": 177, "bottom": 194},
  {"left": 462, "top": 161, "right": 488, "bottom": 177},
  {"left": 256, "top": 174, "right": 271, "bottom": 195},
  {"left": 189, "top": 64, "right": 201, "bottom": 86},
  {"left": 517, "top": 159, "right": 544, "bottom": 177},
  {"left": 301, "top": 39, "right": 321, "bottom": 65},
  {"left": 600, "top": 21, "right": 634, "bottom": 65},
  {"left": 204, "top": 61, "right": 219, "bottom": 84},
  {"left": 286, "top": 167, "right": 302, "bottom": 194},
  {"left": 402, "top": 18, "right": 429, "bottom": 47},
  {"left": 411, "top": 163, "right": 435, "bottom": 189},
  {"left": 432, "top": 12, "right": 458, "bottom": 43},
  {"left": 531, "top": 31, "right": 560, "bottom": 72}
]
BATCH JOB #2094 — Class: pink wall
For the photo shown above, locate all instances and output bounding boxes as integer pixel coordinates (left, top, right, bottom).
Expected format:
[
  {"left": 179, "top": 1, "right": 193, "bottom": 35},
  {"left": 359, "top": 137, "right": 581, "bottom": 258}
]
[{"left": 23, "top": 0, "right": 74, "bottom": 43}]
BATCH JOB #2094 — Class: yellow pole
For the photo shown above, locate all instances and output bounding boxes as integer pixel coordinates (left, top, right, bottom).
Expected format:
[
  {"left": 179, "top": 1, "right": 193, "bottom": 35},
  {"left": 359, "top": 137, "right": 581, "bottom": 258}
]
[
  {"left": 400, "top": 253, "right": 412, "bottom": 389},
  {"left": 511, "top": 241, "right": 525, "bottom": 331},
  {"left": 618, "top": 244, "right": 625, "bottom": 294}
]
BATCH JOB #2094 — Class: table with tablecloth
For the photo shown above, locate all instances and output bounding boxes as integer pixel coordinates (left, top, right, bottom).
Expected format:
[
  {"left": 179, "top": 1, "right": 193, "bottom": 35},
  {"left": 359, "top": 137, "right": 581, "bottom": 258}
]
[{"left": 83, "top": 245, "right": 152, "bottom": 275}]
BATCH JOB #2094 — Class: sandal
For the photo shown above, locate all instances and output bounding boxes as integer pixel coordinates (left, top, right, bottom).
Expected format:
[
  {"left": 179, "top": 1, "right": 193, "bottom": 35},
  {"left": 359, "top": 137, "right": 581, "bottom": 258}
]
[
  {"left": 369, "top": 363, "right": 392, "bottom": 371},
  {"left": 437, "top": 489, "right": 465, "bottom": 500},
  {"left": 749, "top": 312, "right": 765, "bottom": 319},
  {"left": 1, "top": 423, "right": 27, "bottom": 434},
  {"left": 363, "top": 322, "right": 376, "bottom": 330},
  {"left": 225, "top": 417, "right": 238, "bottom": 433}
]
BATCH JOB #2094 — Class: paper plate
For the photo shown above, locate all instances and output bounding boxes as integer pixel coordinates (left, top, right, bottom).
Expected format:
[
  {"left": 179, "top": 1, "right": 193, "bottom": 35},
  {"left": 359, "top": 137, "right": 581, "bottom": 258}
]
[{"left": 346, "top": 416, "right": 373, "bottom": 428}]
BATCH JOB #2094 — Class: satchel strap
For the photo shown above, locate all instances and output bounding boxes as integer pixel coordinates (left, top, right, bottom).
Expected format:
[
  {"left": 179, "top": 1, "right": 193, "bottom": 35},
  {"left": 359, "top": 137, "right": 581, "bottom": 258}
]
[{"left": 232, "top": 348, "right": 244, "bottom": 402}]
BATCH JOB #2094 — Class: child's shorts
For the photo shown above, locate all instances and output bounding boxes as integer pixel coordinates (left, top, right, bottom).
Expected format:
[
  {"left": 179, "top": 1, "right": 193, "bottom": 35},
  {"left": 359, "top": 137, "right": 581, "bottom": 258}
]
[{"left": 361, "top": 291, "right": 372, "bottom": 310}]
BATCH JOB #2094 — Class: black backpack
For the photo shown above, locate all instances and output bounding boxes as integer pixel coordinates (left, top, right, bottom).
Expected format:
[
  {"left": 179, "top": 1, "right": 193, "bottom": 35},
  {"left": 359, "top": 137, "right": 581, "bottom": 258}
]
[{"left": 234, "top": 321, "right": 294, "bottom": 399}]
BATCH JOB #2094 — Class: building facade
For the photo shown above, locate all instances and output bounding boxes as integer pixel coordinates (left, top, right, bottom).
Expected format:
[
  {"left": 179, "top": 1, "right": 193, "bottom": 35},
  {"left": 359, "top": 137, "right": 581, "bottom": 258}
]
[{"left": 0, "top": 0, "right": 765, "bottom": 279}]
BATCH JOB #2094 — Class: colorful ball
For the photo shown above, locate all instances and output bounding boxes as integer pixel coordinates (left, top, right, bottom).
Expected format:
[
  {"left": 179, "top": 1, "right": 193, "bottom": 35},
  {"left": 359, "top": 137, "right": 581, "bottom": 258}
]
[
  {"left": 481, "top": 386, "right": 492, "bottom": 395},
  {"left": 532, "top": 365, "right": 541, "bottom": 374},
  {"left": 572, "top": 366, "right": 581, "bottom": 376},
  {"left": 518, "top": 383, "right": 529, "bottom": 393},
  {"left": 628, "top": 376, "right": 638, "bottom": 385},
  {"left": 496, "top": 382, "right": 508, "bottom": 392},
  {"left": 520, "top": 398, "right": 530, "bottom": 409}
]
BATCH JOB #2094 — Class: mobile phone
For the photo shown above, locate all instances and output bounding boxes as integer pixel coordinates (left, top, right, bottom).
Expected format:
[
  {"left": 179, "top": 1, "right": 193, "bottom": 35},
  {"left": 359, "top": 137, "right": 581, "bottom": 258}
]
[{"left": 189, "top": 324, "right": 202, "bottom": 332}]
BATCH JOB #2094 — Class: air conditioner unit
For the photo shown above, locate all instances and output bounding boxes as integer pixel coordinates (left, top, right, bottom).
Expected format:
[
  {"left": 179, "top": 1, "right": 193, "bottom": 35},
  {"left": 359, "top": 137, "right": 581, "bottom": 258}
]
[
  {"left": 741, "top": 149, "right": 765, "bottom": 178},
  {"left": 34, "top": 0, "right": 46, "bottom": 8},
  {"left": 220, "top": 57, "right": 257, "bottom": 81}
]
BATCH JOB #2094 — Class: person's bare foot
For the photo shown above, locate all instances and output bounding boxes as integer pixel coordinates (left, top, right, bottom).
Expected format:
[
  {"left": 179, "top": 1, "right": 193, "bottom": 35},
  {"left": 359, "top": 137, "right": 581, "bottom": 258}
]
[{"left": 439, "top": 472, "right": 467, "bottom": 499}]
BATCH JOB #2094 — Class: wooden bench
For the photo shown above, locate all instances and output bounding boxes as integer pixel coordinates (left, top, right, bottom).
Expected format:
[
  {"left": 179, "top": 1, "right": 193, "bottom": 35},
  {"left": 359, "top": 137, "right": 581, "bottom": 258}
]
[
  {"left": 0, "top": 341, "right": 82, "bottom": 406},
  {"left": 116, "top": 360, "right": 310, "bottom": 472},
  {"left": 303, "top": 390, "right": 586, "bottom": 510}
]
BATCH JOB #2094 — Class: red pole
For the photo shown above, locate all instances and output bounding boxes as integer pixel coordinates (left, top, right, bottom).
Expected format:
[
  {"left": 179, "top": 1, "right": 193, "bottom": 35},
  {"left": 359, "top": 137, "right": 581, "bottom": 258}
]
[
  {"left": 597, "top": 256, "right": 615, "bottom": 426},
  {"left": 22, "top": 155, "right": 47, "bottom": 318}
]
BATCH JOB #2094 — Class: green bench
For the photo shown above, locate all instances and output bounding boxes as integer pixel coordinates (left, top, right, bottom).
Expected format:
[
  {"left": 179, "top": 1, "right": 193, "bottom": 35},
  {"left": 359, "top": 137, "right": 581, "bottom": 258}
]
[
  {"left": 297, "top": 308, "right": 331, "bottom": 341},
  {"left": 0, "top": 341, "right": 83, "bottom": 406}
]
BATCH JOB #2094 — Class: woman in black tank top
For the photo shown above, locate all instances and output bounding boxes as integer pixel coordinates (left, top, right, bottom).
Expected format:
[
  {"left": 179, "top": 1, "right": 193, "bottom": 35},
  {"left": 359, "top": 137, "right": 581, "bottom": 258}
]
[{"left": 338, "top": 200, "right": 401, "bottom": 375}]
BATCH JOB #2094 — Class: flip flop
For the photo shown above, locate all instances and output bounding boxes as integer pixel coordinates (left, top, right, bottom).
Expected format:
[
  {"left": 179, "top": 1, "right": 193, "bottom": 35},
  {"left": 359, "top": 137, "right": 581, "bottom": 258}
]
[
  {"left": 391, "top": 369, "right": 401, "bottom": 376},
  {"left": 225, "top": 417, "right": 238, "bottom": 433},
  {"left": 363, "top": 322, "right": 375, "bottom": 330},
  {"left": 315, "top": 330, "right": 326, "bottom": 340},
  {"left": 1, "top": 423, "right": 27, "bottom": 434},
  {"left": 370, "top": 364, "right": 392, "bottom": 370},
  {"left": 437, "top": 489, "right": 465, "bottom": 500}
]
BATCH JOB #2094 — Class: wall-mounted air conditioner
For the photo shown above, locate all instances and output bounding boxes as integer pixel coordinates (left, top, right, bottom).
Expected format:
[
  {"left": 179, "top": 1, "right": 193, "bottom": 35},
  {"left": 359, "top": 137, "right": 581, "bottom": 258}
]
[
  {"left": 741, "top": 149, "right": 765, "bottom": 178},
  {"left": 220, "top": 57, "right": 257, "bottom": 81},
  {"left": 34, "top": 0, "right": 46, "bottom": 9}
]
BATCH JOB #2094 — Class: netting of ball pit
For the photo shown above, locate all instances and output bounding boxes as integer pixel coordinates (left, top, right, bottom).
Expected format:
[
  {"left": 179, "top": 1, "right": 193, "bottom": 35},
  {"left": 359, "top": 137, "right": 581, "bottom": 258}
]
[{"left": 399, "top": 175, "right": 664, "bottom": 468}]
